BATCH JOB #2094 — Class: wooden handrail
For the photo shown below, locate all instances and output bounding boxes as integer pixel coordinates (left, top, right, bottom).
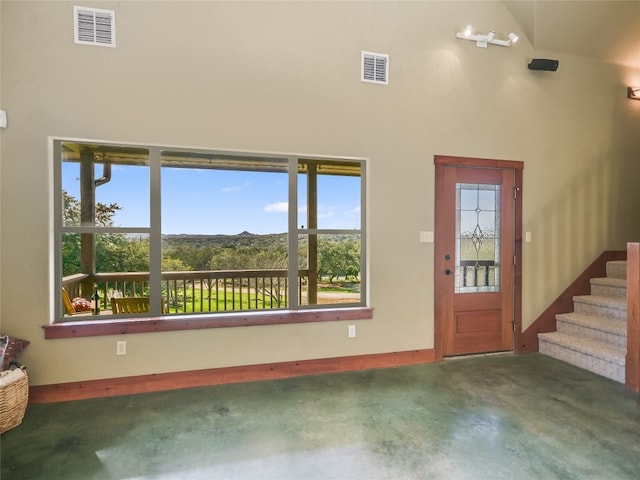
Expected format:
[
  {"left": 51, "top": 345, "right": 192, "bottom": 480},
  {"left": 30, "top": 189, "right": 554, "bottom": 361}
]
[{"left": 626, "top": 243, "right": 640, "bottom": 392}]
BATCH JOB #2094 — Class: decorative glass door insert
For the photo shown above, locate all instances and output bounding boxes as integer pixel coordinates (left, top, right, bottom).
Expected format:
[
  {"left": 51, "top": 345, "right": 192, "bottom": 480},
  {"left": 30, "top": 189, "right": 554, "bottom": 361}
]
[{"left": 455, "top": 183, "right": 501, "bottom": 293}]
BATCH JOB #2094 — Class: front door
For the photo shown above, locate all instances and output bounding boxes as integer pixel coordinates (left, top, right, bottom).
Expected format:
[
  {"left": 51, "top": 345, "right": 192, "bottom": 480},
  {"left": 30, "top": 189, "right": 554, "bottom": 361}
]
[{"left": 434, "top": 156, "right": 523, "bottom": 357}]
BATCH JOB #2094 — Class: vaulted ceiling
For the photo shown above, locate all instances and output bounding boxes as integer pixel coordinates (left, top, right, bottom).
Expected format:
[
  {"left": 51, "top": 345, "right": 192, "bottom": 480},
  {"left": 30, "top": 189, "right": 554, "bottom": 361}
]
[{"left": 505, "top": 0, "right": 640, "bottom": 69}]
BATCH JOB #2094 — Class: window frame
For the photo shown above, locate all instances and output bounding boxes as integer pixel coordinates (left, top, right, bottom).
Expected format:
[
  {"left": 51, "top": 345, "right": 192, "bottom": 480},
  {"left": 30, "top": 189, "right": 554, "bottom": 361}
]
[{"left": 47, "top": 138, "right": 371, "bottom": 339}]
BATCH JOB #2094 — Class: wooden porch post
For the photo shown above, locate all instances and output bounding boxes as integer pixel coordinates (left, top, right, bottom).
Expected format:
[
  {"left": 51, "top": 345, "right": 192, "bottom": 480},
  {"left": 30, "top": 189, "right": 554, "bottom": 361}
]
[{"left": 626, "top": 242, "right": 640, "bottom": 392}]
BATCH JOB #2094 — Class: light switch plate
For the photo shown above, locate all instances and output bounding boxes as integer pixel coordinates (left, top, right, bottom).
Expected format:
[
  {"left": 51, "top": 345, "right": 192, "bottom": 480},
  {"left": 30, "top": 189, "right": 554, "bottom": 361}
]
[
  {"left": 419, "top": 231, "right": 434, "bottom": 243},
  {"left": 525, "top": 232, "right": 532, "bottom": 243},
  {"left": 0, "top": 110, "right": 6, "bottom": 128}
]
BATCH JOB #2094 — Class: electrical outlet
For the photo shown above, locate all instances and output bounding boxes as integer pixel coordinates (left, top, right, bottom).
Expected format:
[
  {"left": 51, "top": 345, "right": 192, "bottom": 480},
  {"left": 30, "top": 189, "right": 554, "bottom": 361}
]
[
  {"left": 116, "top": 340, "right": 127, "bottom": 356},
  {"left": 348, "top": 325, "right": 356, "bottom": 338}
]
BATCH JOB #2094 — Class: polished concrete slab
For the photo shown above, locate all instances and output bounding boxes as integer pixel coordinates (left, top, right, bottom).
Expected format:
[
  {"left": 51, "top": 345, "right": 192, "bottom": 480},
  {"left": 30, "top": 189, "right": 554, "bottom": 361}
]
[{"left": 2, "top": 353, "right": 639, "bottom": 479}]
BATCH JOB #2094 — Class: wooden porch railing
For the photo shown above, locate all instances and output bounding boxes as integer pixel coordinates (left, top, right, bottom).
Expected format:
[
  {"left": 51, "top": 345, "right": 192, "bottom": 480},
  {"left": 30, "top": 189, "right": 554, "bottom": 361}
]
[
  {"left": 62, "top": 269, "right": 310, "bottom": 316},
  {"left": 458, "top": 260, "right": 497, "bottom": 288},
  {"left": 626, "top": 243, "right": 640, "bottom": 392}
]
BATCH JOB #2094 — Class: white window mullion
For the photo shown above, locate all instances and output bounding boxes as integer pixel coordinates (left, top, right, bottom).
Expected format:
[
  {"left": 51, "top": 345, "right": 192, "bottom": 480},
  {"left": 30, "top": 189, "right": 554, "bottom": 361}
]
[
  {"left": 360, "top": 161, "right": 368, "bottom": 306},
  {"left": 149, "top": 147, "right": 162, "bottom": 315},
  {"left": 288, "top": 156, "right": 299, "bottom": 308},
  {"left": 53, "top": 139, "right": 64, "bottom": 318}
]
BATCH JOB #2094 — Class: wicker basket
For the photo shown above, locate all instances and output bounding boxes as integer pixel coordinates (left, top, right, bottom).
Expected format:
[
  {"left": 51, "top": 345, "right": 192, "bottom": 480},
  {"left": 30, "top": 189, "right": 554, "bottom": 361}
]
[{"left": 0, "top": 366, "right": 28, "bottom": 434}]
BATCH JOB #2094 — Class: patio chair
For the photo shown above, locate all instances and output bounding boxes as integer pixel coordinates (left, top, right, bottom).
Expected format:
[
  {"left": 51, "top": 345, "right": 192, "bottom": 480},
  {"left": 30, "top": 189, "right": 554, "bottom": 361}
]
[
  {"left": 111, "top": 297, "right": 151, "bottom": 314},
  {"left": 62, "top": 288, "right": 91, "bottom": 316}
]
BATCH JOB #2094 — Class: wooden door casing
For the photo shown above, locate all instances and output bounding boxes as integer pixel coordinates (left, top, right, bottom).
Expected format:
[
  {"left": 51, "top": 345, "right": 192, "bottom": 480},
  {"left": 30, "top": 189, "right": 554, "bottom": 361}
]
[{"left": 434, "top": 156, "right": 524, "bottom": 359}]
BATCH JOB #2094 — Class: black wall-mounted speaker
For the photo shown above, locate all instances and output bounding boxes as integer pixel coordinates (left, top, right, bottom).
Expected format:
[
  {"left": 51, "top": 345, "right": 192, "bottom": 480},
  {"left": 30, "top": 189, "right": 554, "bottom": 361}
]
[{"left": 528, "top": 59, "right": 559, "bottom": 71}]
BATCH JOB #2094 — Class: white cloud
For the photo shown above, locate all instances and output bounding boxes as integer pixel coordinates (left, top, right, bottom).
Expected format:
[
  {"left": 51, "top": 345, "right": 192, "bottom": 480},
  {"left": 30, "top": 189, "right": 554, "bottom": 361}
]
[
  {"left": 264, "top": 202, "right": 288, "bottom": 213},
  {"left": 221, "top": 181, "right": 251, "bottom": 193}
]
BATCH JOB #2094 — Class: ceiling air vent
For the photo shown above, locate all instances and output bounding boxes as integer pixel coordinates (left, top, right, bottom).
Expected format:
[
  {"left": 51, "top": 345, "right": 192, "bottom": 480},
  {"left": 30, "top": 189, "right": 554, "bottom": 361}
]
[
  {"left": 361, "top": 51, "right": 389, "bottom": 85},
  {"left": 74, "top": 6, "right": 116, "bottom": 47}
]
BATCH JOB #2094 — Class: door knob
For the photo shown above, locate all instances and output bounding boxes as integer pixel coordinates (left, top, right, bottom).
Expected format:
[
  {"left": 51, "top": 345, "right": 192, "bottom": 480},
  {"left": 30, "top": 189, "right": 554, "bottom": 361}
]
[
  {"left": 445, "top": 269, "right": 453, "bottom": 275},
  {"left": 445, "top": 254, "right": 451, "bottom": 261}
]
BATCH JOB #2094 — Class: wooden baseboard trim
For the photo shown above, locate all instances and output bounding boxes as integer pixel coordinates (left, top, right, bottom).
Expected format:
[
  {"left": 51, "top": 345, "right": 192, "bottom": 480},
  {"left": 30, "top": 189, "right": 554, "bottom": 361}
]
[
  {"left": 518, "top": 250, "right": 627, "bottom": 353},
  {"left": 29, "top": 349, "right": 436, "bottom": 404}
]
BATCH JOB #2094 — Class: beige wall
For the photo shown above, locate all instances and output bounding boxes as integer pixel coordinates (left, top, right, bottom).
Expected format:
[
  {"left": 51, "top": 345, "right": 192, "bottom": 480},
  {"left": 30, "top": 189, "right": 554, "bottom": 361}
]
[{"left": 1, "top": 1, "right": 640, "bottom": 386}]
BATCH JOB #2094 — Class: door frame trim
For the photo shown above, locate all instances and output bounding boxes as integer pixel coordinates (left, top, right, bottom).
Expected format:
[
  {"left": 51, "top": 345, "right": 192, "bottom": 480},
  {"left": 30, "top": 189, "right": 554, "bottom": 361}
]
[{"left": 434, "top": 155, "right": 524, "bottom": 360}]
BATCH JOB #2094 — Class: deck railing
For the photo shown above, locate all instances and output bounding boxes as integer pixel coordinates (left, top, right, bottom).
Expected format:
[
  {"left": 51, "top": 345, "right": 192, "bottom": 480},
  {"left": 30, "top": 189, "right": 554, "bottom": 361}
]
[
  {"left": 458, "top": 260, "right": 497, "bottom": 288},
  {"left": 62, "top": 269, "right": 310, "bottom": 315}
]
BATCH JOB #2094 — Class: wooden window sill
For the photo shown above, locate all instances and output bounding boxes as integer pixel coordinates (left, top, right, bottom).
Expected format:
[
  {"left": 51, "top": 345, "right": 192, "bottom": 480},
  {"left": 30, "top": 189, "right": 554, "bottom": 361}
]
[{"left": 43, "top": 307, "right": 374, "bottom": 339}]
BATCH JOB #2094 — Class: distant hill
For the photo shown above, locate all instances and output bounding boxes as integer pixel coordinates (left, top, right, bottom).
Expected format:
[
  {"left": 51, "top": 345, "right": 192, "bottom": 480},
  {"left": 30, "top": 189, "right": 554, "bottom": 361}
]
[
  {"left": 162, "top": 231, "right": 358, "bottom": 251},
  {"left": 162, "top": 232, "right": 288, "bottom": 249}
]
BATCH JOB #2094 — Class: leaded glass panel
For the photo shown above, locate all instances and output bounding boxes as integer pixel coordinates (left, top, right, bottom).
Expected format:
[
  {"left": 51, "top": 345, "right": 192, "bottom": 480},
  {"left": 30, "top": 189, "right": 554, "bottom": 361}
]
[{"left": 455, "top": 183, "right": 500, "bottom": 293}]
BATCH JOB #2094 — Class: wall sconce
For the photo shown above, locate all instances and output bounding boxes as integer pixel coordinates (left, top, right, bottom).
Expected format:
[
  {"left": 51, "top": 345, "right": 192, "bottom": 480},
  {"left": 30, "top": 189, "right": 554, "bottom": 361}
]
[
  {"left": 628, "top": 87, "right": 640, "bottom": 100},
  {"left": 456, "top": 25, "right": 518, "bottom": 48}
]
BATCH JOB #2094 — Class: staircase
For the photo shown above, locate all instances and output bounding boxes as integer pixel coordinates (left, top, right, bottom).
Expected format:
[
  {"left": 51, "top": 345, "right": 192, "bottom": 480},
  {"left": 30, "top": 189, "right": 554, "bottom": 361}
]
[{"left": 538, "top": 260, "right": 627, "bottom": 383}]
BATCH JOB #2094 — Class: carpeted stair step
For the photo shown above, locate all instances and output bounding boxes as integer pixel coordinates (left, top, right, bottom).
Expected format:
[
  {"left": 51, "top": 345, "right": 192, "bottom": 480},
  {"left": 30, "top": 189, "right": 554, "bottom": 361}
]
[
  {"left": 572, "top": 295, "right": 627, "bottom": 320},
  {"left": 538, "top": 331, "right": 626, "bottom": 383},
  {"left": 556, "top": 312, "right": 627, "bottom": 349},
  {"left": 606, "top": 260, "right": 627, "bottom": 280},
  {"left": 589, "top": 277, "right": 627, "bottom": 299}
]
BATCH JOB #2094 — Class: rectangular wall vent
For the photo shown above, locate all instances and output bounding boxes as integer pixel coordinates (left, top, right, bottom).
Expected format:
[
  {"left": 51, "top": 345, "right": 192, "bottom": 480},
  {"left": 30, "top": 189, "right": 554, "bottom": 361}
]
[
  {"left": 74, "top": 6, "right": 116, "bottom": 47},
  {"left": 361, "top": 51, "right": 389, "bottom": 85}
]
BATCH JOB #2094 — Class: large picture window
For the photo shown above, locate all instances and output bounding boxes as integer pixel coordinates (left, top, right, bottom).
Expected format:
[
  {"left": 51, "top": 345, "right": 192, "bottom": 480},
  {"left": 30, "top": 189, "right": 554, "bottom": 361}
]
[{"left": 54, "top": 140, "right": 366, "bottom": 324}]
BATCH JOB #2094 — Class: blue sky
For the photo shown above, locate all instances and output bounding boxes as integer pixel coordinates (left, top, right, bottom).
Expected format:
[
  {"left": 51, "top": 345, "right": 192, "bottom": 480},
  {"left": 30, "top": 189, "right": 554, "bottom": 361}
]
[{"left": 62, "top": 163, "right": 361, "bottom": 235}]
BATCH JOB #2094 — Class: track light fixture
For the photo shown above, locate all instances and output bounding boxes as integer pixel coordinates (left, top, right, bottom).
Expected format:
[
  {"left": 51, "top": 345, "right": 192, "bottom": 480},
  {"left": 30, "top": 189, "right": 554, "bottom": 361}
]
[
  {"left": 456, "top": 25, "right": 518, "bottom": 48},
  {"left": 628, "top": 87, "right": 640, "bottom": 100}
]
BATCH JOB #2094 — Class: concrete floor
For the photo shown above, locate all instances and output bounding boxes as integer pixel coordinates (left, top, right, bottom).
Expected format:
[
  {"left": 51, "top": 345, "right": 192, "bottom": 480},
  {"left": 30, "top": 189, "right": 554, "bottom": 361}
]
[{"left": 1, "top": 353, "right": 639, "bottom": 480}]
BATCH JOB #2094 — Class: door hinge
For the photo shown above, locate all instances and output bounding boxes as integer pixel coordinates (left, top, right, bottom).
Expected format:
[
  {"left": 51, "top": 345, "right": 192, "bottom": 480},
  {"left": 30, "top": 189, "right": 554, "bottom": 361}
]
[
  {"left": 512, "top": 320, "right": 517, "bottom": 333},
  {"left": 514, "top": 186, "right": 520, "bottom": 199},
  {"left": 513, "top": 255, "right": 516, "bottom": 265}
]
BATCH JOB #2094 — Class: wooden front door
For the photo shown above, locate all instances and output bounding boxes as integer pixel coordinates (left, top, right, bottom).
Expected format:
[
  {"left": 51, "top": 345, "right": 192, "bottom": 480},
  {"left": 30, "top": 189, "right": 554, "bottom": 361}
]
[{"left": 434, "top": 156, "right": 523, "bottom": 357}]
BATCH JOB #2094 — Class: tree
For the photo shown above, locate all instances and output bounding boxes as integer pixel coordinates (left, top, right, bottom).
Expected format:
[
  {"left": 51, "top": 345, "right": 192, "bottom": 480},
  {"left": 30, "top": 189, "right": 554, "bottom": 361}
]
[
  {"left": 317, "top": 237, "right": 360, "bottom": 283},
  {"left": 62, "top": 190, "right": 121, "bottom": 227},
  {"left": 162, "top": 243, "right": 213, "bottom": 272},
  {"left": 207, "top": 245, "right": 287, "bottom": 271},
  {"left": 62, "top": 191, "right": 149, "bottom": 275}
]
